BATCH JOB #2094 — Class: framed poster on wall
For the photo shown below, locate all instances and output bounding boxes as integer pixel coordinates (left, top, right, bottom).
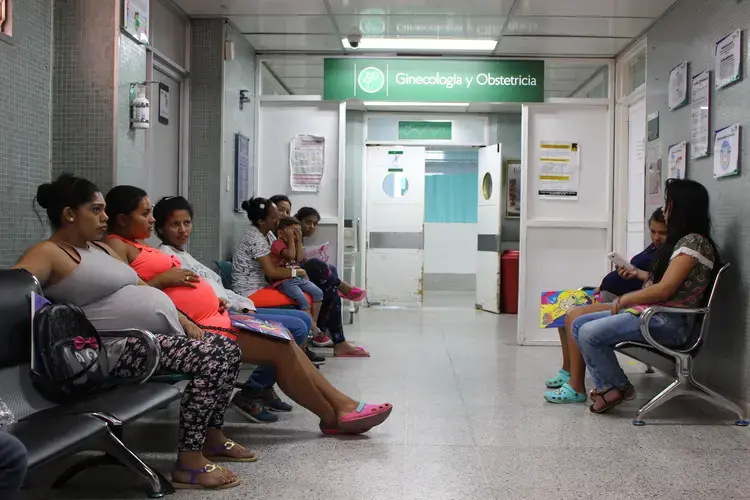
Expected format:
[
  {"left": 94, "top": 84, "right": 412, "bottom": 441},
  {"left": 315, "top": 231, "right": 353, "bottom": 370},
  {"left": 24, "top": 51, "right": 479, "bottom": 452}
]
[
  {"left": 505, "top": 159, "right": 521, "bottom": 218},
  {"left": 122, "top": 0, "right": 149, "bottom": 44},
  {"left": 235, "top": 134, "right": 251, "bottom": 212}
]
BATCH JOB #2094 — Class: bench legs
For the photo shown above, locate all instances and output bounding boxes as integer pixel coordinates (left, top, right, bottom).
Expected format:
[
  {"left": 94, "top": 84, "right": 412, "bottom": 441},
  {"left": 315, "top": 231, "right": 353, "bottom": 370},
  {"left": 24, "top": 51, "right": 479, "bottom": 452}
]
[
  {"left": 53, "top": 415, "right": 174, "bottom": 498},
  {"left": 634, "top": 370, "right": 749, "bottom": 426}
]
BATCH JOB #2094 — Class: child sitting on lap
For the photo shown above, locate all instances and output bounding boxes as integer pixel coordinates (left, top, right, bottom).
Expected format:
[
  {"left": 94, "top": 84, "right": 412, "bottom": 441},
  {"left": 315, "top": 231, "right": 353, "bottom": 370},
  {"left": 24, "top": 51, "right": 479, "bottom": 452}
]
[{"left": 271, "top": 217, "right": 324, "bottom": 332}]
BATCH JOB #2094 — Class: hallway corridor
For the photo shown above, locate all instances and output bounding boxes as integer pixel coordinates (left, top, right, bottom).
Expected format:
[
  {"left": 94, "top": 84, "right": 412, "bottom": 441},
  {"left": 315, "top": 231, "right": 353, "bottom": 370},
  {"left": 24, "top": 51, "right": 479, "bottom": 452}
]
[{"left": 23, "top": 298, "right": 750, "bottom": 499}]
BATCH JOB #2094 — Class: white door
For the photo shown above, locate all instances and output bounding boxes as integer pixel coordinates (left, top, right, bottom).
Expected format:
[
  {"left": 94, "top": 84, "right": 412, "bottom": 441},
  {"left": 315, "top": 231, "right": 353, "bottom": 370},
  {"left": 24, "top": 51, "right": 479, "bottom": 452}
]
[
  {"left": 365, "top": 146, "right": 426, "bottom": 305},
  {"left": 151, "top": 69, "right": 181, "bottom": 202},
  {"left": 148, "top": 69, "right": 181, "bottom": 247},
  {"left": 518, "top": 103, "right": 612, "bottom": 345},
  {"left": 476, "top": 144, "right": 503, "bottom": 313},
  {"left": 626, "top": 98, "right": 647, "bottom": 259}
]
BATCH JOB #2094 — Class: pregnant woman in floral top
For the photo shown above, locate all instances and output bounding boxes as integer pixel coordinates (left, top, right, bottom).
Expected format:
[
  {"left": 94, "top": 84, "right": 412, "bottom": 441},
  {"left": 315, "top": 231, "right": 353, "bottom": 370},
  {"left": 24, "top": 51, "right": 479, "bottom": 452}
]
[{"left": 568, "top": 179, "right": 719, "bottom": 413}]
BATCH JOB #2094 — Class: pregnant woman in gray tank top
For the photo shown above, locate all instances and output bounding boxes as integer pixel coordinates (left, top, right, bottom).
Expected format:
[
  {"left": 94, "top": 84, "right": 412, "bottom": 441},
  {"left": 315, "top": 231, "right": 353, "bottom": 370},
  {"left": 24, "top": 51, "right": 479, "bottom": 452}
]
[{"left": 12, "top": 174, "right": 255, "bottom": 491}]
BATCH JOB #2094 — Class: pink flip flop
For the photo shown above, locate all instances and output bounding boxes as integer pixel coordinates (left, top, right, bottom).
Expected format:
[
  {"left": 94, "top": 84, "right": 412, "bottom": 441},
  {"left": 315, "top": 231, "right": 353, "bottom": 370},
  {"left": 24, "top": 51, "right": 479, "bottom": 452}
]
[
  {"left": 320, "top": 402, "right": 393, "bottom": 435},
  {"left": 338, "top": 288, "right": 366, "bottom": 302},
  {"left": 334, "top": 346, "right": 370, "bottom": 358}
]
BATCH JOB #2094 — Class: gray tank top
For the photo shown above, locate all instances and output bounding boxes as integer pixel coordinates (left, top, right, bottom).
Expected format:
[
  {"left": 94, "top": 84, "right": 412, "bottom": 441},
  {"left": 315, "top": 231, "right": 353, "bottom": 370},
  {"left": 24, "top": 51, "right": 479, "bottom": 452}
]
[{"left": 44, "top": 244, "right": 185, "bottom": 367}]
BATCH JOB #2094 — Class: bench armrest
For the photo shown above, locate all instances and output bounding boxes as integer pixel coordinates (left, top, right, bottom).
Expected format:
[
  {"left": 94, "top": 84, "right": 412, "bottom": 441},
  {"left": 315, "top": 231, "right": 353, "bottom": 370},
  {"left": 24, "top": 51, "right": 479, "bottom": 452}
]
[
  {"left": 99, "top": 329, "right": 161, "bottom": 384},
  {"left": 638, "top": 305, "right": 709, "bottom": 357}
]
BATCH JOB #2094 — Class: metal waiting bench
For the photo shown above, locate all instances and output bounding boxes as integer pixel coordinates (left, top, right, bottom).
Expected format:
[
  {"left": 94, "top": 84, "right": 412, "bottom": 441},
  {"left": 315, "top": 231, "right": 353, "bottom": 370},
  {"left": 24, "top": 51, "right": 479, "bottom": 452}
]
[{"left": 614, "top": 263, "right": 749, "bottom": 426}]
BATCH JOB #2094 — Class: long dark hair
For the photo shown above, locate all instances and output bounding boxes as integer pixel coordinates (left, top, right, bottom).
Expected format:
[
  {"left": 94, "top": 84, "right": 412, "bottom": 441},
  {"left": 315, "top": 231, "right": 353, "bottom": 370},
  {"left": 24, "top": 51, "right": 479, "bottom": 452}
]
[
  {"left": 153, "top": 196, "right": 193, "bottom": 243},
  {"left": 35, "top": 173, "right": 100, "bottom": 229},
  {"left": 651, "top": 178, "right": 719, "bottom": 282},
  {"left": 241, "top": 197, "right": 274, "bottom": 227},
  {"left": 104, "top": 185, "right": 148, "bottom": 231}
]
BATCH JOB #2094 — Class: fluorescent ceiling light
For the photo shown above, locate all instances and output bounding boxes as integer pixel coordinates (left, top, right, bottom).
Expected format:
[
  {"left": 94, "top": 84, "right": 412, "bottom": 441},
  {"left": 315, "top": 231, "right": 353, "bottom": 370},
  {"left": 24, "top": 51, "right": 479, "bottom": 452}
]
[
  {"left": 363, "top": 101, "right": 470, "bottom": 107},
  {"left": 342, "top": 37, "right": 497, "bottom": 52}
]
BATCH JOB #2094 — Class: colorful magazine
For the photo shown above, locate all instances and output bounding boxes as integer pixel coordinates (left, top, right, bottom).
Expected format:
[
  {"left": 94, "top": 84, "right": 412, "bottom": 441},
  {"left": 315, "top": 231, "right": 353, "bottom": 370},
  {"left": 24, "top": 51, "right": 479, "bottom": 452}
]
[
  {"left": 229, "top": 312, "right": 292, "bottom": 342},
  {"left": 540, "top": 289, "right": 599, "bottom": 329}
]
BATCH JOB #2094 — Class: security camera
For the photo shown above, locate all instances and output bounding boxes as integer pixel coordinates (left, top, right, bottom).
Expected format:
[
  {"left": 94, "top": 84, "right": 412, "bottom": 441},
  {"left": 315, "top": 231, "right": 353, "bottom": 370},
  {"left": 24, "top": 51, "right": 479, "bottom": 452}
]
[{"left": 347, "top": 33, "right": 362, "bottom": 48}]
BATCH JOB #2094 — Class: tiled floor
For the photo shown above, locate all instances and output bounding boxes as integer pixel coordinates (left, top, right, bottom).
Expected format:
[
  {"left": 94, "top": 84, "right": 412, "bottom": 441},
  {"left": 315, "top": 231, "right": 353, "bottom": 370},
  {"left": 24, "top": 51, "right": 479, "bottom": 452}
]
[{"left": 21, "top": 292, "right": 750, "bottom": 499}]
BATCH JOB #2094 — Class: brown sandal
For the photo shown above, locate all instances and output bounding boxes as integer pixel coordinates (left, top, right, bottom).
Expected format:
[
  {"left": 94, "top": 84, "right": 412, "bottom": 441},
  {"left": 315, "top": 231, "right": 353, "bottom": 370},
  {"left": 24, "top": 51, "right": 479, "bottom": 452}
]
[
  {"left": 589, "top": 387, "right": 627, "bottom": 413},
  {"left": 590, "top": 383, "right": 635, "bottom": 403}
]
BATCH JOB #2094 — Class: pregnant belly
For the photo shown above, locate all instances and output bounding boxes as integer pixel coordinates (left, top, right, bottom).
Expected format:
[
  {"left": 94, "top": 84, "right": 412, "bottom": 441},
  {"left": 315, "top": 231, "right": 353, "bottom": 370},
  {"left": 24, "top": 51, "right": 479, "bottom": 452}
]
[
  {"left": 165, "top": 279, "right": 220, "bottom": 324},
  {"left": 164, "top": 279, "right": 234, "bottom": 333}
]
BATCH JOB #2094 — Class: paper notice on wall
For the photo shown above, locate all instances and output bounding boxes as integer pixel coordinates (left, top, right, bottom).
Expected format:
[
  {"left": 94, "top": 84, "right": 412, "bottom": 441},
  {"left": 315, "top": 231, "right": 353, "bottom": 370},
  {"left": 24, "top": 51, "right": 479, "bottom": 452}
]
[
  {"left": 646, "top": 141, "right": 663, "bottom": 205},
  {"left": 667, "top": 141, "right": 687, "bottom": 180},
  {"left": 691, "top": 71, "right": 710, "bottom": 159},
  {"left": 290, "top": 134, "right": 325, "bottom": 192},
  {"left": 715, "top": 29, "right": 742, "bottom": 89},
  {"left": 713, "top": 124, "right": 740, "bottom": 179},
  {"left": 538, "top": 141, "right": 579, "bottom": 200}
]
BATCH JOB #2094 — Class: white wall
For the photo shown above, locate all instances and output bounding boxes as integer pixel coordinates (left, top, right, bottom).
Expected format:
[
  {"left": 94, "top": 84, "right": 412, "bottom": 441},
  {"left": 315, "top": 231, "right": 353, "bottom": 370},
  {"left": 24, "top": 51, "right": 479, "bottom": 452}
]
[
  {"left": 424, "top": 223, "right": 477, "bottom": 275},
  {"left": 222, "top": 23, "right": 256, "bottom": 257}
]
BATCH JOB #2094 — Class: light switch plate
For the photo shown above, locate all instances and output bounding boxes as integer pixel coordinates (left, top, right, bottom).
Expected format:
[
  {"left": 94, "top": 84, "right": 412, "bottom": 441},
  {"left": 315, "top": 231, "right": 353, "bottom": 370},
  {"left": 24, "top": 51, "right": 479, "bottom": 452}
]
[{"left": 226, "top": 176, "right": 231, "bottom": 192}]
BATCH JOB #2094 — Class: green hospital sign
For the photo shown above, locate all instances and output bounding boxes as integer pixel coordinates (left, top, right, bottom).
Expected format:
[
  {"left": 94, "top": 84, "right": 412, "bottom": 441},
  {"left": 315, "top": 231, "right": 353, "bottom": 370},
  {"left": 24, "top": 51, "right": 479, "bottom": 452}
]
[{"left": 324, "top": 58, "right": 544, "bottom": 103}]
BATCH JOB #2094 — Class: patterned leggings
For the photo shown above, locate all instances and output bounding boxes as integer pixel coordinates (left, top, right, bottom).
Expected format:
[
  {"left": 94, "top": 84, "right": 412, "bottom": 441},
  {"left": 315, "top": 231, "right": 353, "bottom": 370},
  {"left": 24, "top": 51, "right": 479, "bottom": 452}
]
[{"left": 112, "top": 332, "right": 242, "bottom": 452}]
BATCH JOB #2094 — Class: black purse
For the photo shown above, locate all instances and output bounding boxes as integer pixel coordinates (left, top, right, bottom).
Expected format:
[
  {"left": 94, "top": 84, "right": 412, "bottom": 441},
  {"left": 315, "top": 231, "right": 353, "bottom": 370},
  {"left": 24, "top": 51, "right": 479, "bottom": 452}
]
[{"left": 31, "top": 302, "right": 113, "bottom": 402}]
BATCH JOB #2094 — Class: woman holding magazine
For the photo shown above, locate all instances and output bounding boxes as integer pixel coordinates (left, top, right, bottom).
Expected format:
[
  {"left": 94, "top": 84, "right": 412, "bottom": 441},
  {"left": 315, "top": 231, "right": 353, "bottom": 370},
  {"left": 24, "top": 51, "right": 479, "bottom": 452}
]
[
  {"left": 104, "top": 186, "right": 393, "bottom": 434},
  {"left": 152, "top": 195, "right": 320, "bottom": 424}
]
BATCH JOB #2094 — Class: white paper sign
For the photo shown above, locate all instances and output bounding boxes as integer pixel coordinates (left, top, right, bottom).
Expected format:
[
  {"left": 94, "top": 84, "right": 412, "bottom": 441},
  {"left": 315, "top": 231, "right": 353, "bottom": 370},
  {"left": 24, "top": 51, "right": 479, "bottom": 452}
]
[
  {"left": 646, "top": 141, "right": 663, "bottom": 206},
  {"left": 668, "top": 61, "right": 689, "bottom": 110},
  {"left": 715, "top": 29, "right": 742, "bottom": 89},
  {"left": 290, "top": 134, "right": 325, "bottom": 192},
  {"left": 538, "top": 141, "right": 580, "bottom": 200},
  {"left": 713, "top": 124, "right": 740, "bottom": 178},
  {"left": 667, "top": 141, "right": 687, "bottom": 180},
  {"left": 690, "top": 71, "right": 710, "bottom": 159}
]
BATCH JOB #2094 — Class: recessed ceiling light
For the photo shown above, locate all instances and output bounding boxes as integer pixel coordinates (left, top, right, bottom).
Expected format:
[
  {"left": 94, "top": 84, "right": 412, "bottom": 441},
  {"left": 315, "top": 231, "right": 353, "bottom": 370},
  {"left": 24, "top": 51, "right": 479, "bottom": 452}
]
[
  {"left": 362, "top": 101, "right": 470, "bottom": 107},
  {"left": 342, "top": 38, "right": 497, "bottom": 52}
]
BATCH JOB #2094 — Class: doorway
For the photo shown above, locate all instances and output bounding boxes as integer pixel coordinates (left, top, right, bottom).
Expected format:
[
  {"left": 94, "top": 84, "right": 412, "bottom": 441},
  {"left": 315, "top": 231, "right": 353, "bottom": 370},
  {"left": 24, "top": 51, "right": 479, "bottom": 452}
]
[
  {"left": 625, "top": 97, "right": 647, "bottom": 259},
  {"left": 151, "top": 68, "right": 181, "bottom": 203}
]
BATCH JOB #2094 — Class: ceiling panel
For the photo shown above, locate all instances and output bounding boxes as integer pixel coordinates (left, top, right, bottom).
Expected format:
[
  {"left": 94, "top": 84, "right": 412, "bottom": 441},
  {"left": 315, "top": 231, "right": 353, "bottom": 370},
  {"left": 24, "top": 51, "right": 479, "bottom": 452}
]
[
  {"left": 244, "top": 34, "right": 343, "bottom": 52},
  {"left": 327, "top": 0, "right": 513, "bottom": 16},
  {"left": 172, "top": 0, "right": 327, "bottom": 16},
  {"left": 514, "top": 0, "right": 679, "bottom": 18},
  {"left": 497, "top": 36, "right": 629, "bottom": 56},
  {"left": 335, "top": 15, "right": 506, "bottom": 38},
  {"left": 505, "top": 16, "right": 652, "bottom": 38},
  {"left": 231, "top": 15, "right": 336, "bottom": 34}
]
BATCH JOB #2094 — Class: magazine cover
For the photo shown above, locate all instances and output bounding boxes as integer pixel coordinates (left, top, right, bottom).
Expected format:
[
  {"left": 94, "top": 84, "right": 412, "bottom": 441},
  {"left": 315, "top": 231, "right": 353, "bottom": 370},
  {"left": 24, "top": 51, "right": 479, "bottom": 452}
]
[
  {"left": 540, "top": 289, "right": 598, "bottom": 329},
  {"left": 30, "top": 291, "right": 51, "bottom": 372},
  {"left": 229, "top": 312, "right": 292, "bottom": 342}
]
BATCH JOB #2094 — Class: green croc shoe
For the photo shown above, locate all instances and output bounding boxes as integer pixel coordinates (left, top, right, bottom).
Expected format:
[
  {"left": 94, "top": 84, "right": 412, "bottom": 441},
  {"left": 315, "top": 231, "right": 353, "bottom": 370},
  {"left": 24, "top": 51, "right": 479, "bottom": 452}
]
[
  {"left": 545, "top": 369, "right": 570, "bottom": 389},
  {"left": 544, "top": 383, "right": 587, "bottom": 404}
]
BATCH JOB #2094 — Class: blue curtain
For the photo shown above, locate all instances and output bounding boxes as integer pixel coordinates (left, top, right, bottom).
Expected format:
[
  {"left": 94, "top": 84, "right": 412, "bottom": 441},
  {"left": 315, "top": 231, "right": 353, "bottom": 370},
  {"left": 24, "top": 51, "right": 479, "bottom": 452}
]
[{"left": 424, "top": 172, "right": 478, "bottom": 223}]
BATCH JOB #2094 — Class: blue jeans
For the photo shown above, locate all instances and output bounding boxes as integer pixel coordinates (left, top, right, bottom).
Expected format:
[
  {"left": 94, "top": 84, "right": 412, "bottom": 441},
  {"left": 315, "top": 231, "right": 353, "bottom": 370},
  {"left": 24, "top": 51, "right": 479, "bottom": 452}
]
[
  {"left": 0, "top": 433, "right": 27, "bottom": 499},
  {"left": 301, "top": 260, "right": 347, "bottom": 344},
  {"left": 241, "top": 308, "right": 312, "bottom": 395},
  {"left": 278, "top": 277, "right": 323, "bottom": 310},
  {"left": 572, "top": 311, "right": 692, "bottom": 390}
]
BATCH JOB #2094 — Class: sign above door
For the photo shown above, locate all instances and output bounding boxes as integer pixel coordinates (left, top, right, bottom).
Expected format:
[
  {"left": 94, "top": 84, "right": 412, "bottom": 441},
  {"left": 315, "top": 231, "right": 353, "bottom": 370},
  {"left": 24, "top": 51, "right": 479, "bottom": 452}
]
[{"left": 323, "top": 58, "right": 544, "bottom": 103}]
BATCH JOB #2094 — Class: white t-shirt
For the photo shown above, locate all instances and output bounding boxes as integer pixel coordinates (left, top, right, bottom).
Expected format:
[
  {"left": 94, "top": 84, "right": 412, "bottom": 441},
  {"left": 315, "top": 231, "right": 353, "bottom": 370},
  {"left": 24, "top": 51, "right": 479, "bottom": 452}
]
[
  {"left": 159, "top": 244, "right": 256, "bottom": 312},
  {"left": 232, "top": 225, "right": 276, "bottom": 297}
]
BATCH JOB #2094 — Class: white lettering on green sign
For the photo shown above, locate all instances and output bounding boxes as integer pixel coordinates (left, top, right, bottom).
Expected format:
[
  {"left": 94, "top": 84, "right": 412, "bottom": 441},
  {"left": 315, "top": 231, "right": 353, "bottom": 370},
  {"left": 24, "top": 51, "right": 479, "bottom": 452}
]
[{"left": 394, "top": 72, "right": 537, "bottom": 89}]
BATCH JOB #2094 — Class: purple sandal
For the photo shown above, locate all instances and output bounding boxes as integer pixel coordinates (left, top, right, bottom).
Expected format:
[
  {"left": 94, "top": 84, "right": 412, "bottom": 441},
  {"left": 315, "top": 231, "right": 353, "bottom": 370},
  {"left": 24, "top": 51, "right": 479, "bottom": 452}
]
[{"left": 171, "top": 462, "right": 240, "bottom": 490}]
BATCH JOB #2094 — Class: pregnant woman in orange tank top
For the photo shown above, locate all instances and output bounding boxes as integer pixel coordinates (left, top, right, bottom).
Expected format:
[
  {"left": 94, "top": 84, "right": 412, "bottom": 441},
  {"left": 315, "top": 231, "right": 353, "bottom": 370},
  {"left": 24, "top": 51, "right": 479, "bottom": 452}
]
[{"left": 103, "top": 186, "right": 393, "bottom": 437}]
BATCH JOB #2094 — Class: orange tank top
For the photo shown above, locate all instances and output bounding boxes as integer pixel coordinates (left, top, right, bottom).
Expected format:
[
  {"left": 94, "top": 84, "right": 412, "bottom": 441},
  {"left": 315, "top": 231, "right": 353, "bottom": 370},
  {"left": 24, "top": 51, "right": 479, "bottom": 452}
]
[{"left": 106, "top": 235, "right": 235, "bottom": 338}]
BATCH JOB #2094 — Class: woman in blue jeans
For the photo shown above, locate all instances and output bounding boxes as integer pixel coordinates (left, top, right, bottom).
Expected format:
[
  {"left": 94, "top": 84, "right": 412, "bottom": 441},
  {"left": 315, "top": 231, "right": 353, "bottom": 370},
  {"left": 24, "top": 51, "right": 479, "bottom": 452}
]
[
  {"left": 153, "top": 196, "right": 315, "bottom": 423},
  {"left": 567, "top": 179, "right": 719, "bottom": 413}
]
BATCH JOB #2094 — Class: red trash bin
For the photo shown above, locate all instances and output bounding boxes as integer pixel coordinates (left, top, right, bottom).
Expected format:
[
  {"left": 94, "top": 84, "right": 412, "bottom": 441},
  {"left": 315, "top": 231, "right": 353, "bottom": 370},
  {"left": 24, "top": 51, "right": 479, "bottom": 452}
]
[{"left": 501, "top": 250, "right": 520, "bottom": 314}]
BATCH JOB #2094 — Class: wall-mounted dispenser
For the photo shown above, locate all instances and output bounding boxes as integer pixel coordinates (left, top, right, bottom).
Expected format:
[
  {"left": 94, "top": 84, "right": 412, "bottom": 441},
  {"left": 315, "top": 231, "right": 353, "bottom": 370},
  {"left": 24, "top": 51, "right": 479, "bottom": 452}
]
[{"left": 129, "top": 83, "right": 151, "bottom": 129}]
